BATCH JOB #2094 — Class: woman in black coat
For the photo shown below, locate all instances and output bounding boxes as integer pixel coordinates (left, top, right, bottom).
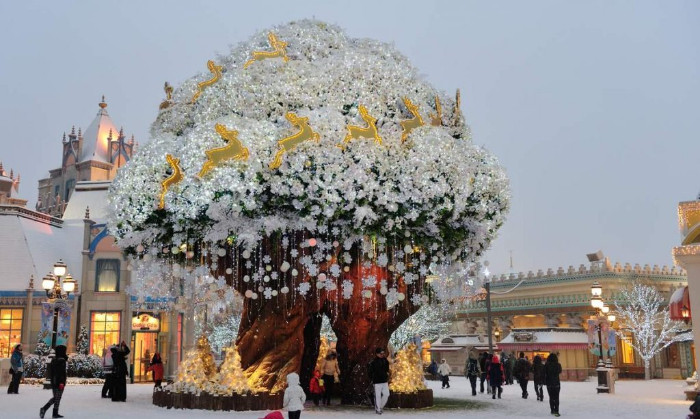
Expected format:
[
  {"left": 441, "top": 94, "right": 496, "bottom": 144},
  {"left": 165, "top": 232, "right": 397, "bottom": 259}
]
[
  {"left": 40, "top": 345, "right": 68, "bottom": 418},
  {"left": 111, "top": 341, "right": 131, "bottom": 402},
  {"left": 487, "top": 354, "right": 505, "bottom": 399},
  {"left": 532, "top": 355, "right": 545, "bottom": 402},
  {"left": 544, "top": 353, "right": 562, "bottom": 417}
]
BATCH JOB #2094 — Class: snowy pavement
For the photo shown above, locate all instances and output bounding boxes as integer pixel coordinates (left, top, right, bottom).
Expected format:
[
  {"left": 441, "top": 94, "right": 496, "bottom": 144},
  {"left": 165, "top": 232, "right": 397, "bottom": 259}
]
[{"left": 3, "top": 377, "right": 691, "bottom": 418}]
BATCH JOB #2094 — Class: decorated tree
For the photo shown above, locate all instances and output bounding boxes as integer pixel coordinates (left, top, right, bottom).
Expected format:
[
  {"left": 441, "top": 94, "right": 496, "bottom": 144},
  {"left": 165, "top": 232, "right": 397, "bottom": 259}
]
[
  {"left": 108, "top": 20, "right": 509, "bottom": 403},
  {"left": 389, "top": 344, "right": 426, "bottom": 393},
  {"left": 390, "top": 304, "right": 451, "bottom": 351},
  {"left": 613, "top": 283, "right": 686, "bottom": 380},
  {"left": 171, "top": 335, "right": 217, "bottom": 394},
  {"left": 213, "top": 344, "right": 257, "bottom": 395},
  {"left": 76, "top": 325, "right": 89, "bottom": 355}
]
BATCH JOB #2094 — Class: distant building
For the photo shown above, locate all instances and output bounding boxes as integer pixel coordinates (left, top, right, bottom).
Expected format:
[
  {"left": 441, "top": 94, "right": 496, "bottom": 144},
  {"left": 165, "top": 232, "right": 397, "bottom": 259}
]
[
  {"left": 36, "top": 97, "right": 135, "bottom": 217},
  {"left": 447, "top": 260, "right": 691, "bottom": 380}
]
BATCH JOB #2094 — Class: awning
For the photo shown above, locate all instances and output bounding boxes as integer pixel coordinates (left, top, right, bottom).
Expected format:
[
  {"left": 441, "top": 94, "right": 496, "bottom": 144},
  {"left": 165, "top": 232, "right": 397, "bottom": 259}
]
[
  {"left": 428, "top": 347, "right": 464, "bottom": 352},
  {"left": 669, "top": 286, "right": 691, "bottom": 321}
]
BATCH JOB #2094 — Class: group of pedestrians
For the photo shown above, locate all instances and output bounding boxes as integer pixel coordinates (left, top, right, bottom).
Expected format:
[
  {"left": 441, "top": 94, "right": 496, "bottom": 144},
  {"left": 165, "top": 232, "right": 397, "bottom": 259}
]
[
  {"left": 308, "top": 352, "right": 341, "bottom": 406},
  {"left": 100, "top": 341, "right": 131, "bottom": 402},
  {"left": 465, "top": 351, "right": 562, "bottom": 417}
]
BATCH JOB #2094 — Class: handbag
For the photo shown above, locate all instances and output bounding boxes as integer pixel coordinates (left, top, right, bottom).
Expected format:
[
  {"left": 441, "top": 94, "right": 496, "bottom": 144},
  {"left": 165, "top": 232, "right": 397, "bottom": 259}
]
[
  {"left": 318, "top": 378, "right": 324, "bottom": 387},
  {"left": 334, "top": 372, "right": 340, "bottom": 383}
]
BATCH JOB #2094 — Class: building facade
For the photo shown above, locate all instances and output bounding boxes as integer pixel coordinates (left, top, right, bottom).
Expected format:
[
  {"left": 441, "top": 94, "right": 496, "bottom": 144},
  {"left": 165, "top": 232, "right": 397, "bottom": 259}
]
[{"left": 449, "top": 259, "right": 692, "bottom": 380}]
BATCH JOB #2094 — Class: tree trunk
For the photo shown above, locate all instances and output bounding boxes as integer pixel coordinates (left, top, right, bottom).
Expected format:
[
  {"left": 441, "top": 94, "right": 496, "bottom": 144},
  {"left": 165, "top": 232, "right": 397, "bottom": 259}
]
[
  {"left": 322, "top": 263, "right": 422, "bottom": 404},
  {"left": 644, "top": 359, "right": 651, "bottom": 380}
]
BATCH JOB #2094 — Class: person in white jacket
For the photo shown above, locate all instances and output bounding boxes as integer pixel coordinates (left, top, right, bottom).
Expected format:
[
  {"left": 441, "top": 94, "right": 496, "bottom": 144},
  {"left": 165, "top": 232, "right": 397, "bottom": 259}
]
[
  {"left": 283, "top": 372, "right": 306, "bottom": 419},
  {"left": 437, "top": 359, "right": 452, "bottom": 389}
]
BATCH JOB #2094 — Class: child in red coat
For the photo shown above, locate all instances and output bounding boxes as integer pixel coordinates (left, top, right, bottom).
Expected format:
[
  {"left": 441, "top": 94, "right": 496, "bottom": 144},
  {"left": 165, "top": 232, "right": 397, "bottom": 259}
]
[
  {"left": 146, "top": 353, "right": 164, "bottom": 389},
  {"left": 309, "top": 370, "right": 324, "bottom": 406}
]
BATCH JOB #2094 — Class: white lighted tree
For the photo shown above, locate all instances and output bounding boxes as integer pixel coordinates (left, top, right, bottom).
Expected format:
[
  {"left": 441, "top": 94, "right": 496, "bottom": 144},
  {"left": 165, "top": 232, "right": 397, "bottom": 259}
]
[
  {"left": 390, "top": 305, "right": 451, "bottom": 351},
  {"left": 613, "top": 283, "right": 686, "bottom": 380}
]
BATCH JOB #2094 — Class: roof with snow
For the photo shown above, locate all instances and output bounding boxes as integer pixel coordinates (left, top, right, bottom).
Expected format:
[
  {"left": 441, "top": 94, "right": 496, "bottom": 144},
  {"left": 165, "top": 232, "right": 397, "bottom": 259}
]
[
  {"left": 62, "top": 181, "right": 111, "bottom": 222},
  {"left": 79, "top": 97, "right": 119, "bottom": 164},
  {"left": 0, "top": 206, "right": 83, "bottom": 292},
  {"left": 429, "top": 334, "right": 493, "bottom": 351}
]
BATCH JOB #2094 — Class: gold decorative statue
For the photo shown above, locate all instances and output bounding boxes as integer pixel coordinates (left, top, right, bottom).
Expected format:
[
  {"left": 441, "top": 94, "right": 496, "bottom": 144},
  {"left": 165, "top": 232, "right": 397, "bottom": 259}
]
[
  {"left": 159, "top": 82, "right": 174, "bottom": 110},
  {"left": 198, "top": 124, "right": 250, "bottom": 178},
  {"left": 191, "top": 60, "right": 223, "bottom": 103},
  {"left": 341, "top": 105, "right": 382, "bottom": 147},
  {"left": 158, "top": 154, "right": 184, "bottom": 209},
  {"left": 270, "top": 112, "right": 320, "bottom": 169},
  {"left": 429, "top": 95, "right": 442, "bottom": 126},
  {"left": 243, "top": 32, "right": 289, "bottom": 69},
  {"left": 399, "top": 97, "right": 424, "bottom": 142}
]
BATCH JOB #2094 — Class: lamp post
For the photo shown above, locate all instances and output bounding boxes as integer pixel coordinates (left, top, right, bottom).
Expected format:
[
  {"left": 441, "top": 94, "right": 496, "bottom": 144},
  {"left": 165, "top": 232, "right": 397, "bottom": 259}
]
[
  {"left": 590, "top": 281, "right": 614, "bottom": 394},
  {"left": 482, "top": 262, "right": 493, "bottom": 354},
  {"left": 41, "top": 259, "right": 75, "bottom": 389}
]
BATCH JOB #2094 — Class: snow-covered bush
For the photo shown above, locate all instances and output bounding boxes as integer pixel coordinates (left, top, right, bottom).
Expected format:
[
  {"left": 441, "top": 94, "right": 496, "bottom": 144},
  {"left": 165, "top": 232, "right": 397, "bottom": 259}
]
[
  {"left": 67, "top": 354, "right": 104, "bottom": 378},
  {"left": 23, "top": 354, "right": 46, "bottom": 378}
]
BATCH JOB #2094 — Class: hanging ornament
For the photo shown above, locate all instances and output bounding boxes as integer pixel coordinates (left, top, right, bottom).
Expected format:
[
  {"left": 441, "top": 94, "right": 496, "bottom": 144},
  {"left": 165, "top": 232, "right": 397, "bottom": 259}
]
[
  {"left": 198, "top": 124, "right": 250, "bottom": 178},
  {"left": 340, "top": 105, "right": 382, "bottom": 147},
  {"left": 191, "top": 60, "right": 223, "bottom": 103},
  {"left": 428, "top": 94, "right": 443, "bottom": 126},
  {"left": 158, "top": 154, "right": 184, "bottom": 209},
  {"left": 243, "top": 32, "right": 289, "bottom": 69},
  {"left": 399, "top": 97, "right": 424, "bottom": 143},
  {"left": 269, "top": 112, "right": 320, "bottom": 170}
]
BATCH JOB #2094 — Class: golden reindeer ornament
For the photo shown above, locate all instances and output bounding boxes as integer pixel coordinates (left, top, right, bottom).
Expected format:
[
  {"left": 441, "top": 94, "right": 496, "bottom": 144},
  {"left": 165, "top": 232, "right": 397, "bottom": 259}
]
[
  {"left": 399, "top": 97, "right": 424, "bottom": 142},
  {"left": 243, "top": 32, "right": 289, "bottom": 69},
  {"left": 159, "top": 82, "right": 174, "bottom": 110},
  {"left": 341, "top": 105, "right": 382, "bottom": 147},
  {"left": 191, "top": 60, "right": 223, "bottom": 103},
  {"left": 429, "top": 95, "right": 443, "bottom": 126},
  {"left": 198, "top": 124, "right": 250, "bottom": 178},
  {"left": 158, "top": 154, "right": 184, "bottom": 209},
  {"left": 270, "top": 112, "right": 320, "bottom": 170}
]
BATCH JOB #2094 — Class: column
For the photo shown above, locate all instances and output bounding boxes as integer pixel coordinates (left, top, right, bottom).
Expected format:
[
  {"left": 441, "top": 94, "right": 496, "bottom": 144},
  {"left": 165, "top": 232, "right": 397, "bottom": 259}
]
[
  {"left": 22, "top": 277, "right": 34, "bottom": 350},
  {"left": 675, "top": 252, "right": 700, "bottom": 373}
]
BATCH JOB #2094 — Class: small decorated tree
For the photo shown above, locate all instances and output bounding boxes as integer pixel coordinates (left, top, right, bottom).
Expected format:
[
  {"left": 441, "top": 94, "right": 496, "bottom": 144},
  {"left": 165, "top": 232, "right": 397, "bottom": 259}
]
[
  {"left": 389, "top": 344, "right": 426, "bottom": 393},
  {"left": 613, "top": 283, "right": 686, "bottom": 380},
  {"left": 76, "top": 325, "right": 89, "bottom": 355},
  {"left": 214, "top": 344, "right": 256, "bottom": 395},
  {"left": 171, "top": 335, "right": 217, "bottom": 394}
]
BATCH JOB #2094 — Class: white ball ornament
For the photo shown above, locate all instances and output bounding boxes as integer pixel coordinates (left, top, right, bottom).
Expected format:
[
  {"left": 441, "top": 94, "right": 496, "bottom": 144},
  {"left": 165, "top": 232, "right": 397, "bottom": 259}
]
[
  {"left": 264, "top": 275, "right": 270, "bottom": 282},
  {"left": 318, "top": 273, "right": 327, "bottom": 281},
  {"left": 271, "top": 290, "right": 278, "bottom": 296},
  {"left": 363, "top": 290, "right": 373, "bottom": 298},
  {"left": 316, "top": 281, "right": 325, "bottom": 289},
  {"left": 281, "top": 261, "right": 291, "bottom": 272},
  {"left": 171, "top": 246, "right": 179, "bottom": 254},
  {"left": 251, "top": 292, "right": 258, "bottom": 300},
  {"left": 380, "top": 287, "right": 388, "bottom": 295},
  {"left": 217, "top": 248, "right": 227, "bottom": 257},
  {"left": 242, "top": 250, "right": 251, "bottom": 259},
  {"left": 243, "top": 275, "right": 250, "bottom": 282},
  {"left": 404, "top": 245, "right": 413, "bottom": 254},
  {"left": 258, "top": 286, "right": 264, "bottom": 292},
  {"left": 291, "top": 269, "right": 299, "bottom": 277},
  {"left": 245, "top": 290, "right": 253, "bottom": 298},
  {"left": 225, "top": 268, "right": 233, "bottom": 275},
  {"left": 397, "top": 292, "right": 405, "bottom": 301},
  {"left": 266, "top": 265, "right": 272, "bottom": 272},
  {"left": 136, "top": 244, "right": 144, "bottom": 253},
  {"left": 281, "top": 286, "right": 290, "bottom": 294}
]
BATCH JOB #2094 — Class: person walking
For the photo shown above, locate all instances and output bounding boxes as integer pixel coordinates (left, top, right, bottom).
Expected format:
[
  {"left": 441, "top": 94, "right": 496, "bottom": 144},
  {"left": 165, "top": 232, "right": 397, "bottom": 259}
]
[
  {"left": 513, "top": 352, "right": 532, "bottom": 399},
  {"left": 283, "top": 372, "right": 306, "bottom": 419},
  {"left": 428, "top": 359, "right": 438, "bottom": 380},
  {"left": 7, "top": 343, "right": 23, "bottom": 394},
  {"left": 465, "top": 351, "right": 480, "bottom": 396},
  {"left": 532, "top": 355, "right": 545, "bottom": 402},
  {"left": 506, "top": 353, "right": 516, "bottom": 385},
  {"left": 111, "top": 340, "right": 130, "bottom": 402},
  {"left": 321, "top": 352, "right": 340, "bottom": 405},
  {"left": 437, "top": 359, "right": 451, "bottom": 389},
  {"left": 39, "top": 344, "right": 68, "bottom": 418},
  {"left": 368, "top": 347, "right": 390, "bottom": 414},
  {"left": 544, "top": 353, "right": 562, "bottom": 417},
  {"left": 101, "top": 344, "right": 116, "bottom": 398},
  {"left": 478, "top": 352, "right": 489, "bottom": 394},
  {"left": 487, "top": 354, "right": 505, "bottom": 399},
  {"left": 147, "top": 352, "right": 164, "bottom": 389}
]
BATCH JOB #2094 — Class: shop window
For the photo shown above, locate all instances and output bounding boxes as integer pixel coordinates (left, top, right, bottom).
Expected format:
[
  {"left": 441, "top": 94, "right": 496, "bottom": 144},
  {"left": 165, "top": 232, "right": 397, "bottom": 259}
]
[
  {"left": 0, "top": 309, "right": 23, "bottom": 358},
  {"left": 621, "top": 334, "right": 635, "bottom": 364},
  {"left": 95, "top": 259, "right": 120, "bottom": 292},
  {"left": 89, "top": 311, "right": 121, "bottom": 355}
]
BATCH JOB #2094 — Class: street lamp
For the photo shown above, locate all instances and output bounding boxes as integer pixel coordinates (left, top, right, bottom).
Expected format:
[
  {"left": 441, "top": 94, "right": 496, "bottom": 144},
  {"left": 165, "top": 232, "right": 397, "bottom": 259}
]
[
  {"left": 590, "top": 281, "right": 614, "bottom": 394},
  {"left": 682, "top": 305, "right": 691, "bottom": 324},
  {"left": 482, "top": 262, "right": 494, "bottom": 354},
  {"left": 41, "top": 259, "right": 74, "bottom": 389}
]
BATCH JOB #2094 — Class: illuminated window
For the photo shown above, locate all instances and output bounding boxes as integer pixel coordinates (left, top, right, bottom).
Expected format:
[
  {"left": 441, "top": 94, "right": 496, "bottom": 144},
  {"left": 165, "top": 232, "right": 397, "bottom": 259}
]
[
  {"left": 621, "top": 334, "right": 635, "bottom": 364},
  {"left": 0, "top": 309, "right": 23, "bottom": 358},
  {"left": 89, "top": 311, "right": 121, "bottom": 355},
  {"left": 95, "top": 259, "right": 120, "bottom": 292}
]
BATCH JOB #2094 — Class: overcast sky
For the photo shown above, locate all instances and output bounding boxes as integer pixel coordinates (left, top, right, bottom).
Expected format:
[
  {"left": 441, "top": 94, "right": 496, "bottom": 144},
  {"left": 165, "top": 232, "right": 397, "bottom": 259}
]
[{"left": 1, "top": 1, "right": 698, "bottom": 276}]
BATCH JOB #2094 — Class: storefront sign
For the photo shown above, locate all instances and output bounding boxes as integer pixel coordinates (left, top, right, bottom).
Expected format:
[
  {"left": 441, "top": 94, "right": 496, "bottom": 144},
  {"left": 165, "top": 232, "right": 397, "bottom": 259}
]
[{"left": 132, "top": 313, "right": 160, "bottom": 331}]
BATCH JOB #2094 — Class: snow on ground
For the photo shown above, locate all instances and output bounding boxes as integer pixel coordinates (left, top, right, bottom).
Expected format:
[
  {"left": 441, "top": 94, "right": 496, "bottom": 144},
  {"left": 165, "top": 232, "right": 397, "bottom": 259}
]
[{"left": 3, "top": 377, "right": 691, "bottom": 418}]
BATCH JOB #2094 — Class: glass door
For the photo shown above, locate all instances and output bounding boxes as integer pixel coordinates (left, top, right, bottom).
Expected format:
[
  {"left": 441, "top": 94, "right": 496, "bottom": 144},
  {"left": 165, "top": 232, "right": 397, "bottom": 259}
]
[{"left": 132, "top": 332, "right": 158, "bottom": 382}]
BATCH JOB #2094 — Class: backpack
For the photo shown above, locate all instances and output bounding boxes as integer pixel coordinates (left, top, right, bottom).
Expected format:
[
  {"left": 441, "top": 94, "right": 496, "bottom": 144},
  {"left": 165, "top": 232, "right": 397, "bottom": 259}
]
[{"left": 467, "top": 359, "right": 479, "bottom": 376}]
